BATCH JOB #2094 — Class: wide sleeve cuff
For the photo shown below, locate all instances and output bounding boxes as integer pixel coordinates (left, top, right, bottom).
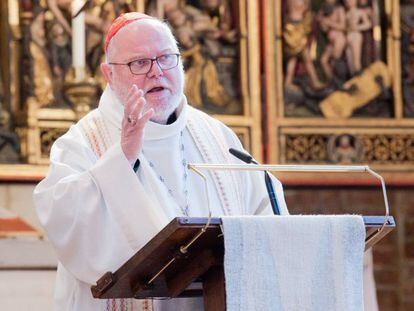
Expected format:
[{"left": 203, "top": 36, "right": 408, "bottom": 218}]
[{"left": 89, "top": 143, "right": 170, "bottom": 250}]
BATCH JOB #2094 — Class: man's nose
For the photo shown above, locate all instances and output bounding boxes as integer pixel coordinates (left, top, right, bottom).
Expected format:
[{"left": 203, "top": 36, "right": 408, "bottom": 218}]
[{"left": 146, "top": 59, "right": 163, "bottom": 78}]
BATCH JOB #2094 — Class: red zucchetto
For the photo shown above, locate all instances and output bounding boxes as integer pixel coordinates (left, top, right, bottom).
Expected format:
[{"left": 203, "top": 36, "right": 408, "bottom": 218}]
[{"left": 104, "top": 12, "right": 155, "bottom": 51}]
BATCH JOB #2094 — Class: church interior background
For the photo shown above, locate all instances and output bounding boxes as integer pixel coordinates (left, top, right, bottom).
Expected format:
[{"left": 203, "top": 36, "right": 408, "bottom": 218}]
[{"left": 0, "top": 0, "right": 413, "bottom": 309}]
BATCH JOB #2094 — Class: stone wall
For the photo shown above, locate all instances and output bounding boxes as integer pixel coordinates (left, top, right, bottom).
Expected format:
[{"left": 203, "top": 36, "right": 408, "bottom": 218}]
[{"left": 285, "top": 186, "right": 413, "bottom": 311}]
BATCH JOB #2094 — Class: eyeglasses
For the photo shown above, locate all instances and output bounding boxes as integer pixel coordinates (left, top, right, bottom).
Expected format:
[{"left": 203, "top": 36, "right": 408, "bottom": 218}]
[{"left": 109, "top": 53, "right": 180, "bottom": 75}]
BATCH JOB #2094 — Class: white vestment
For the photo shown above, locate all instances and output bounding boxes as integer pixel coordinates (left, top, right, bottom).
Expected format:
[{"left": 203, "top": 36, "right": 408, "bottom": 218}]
[{"left": 34, "top": 87, "right": 288, "bottom": 310}]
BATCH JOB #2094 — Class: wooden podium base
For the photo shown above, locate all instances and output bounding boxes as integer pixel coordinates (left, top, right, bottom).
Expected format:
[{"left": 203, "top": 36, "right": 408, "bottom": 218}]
[{"left": 203, "top": 265, "right": 226, "bottom": 311}]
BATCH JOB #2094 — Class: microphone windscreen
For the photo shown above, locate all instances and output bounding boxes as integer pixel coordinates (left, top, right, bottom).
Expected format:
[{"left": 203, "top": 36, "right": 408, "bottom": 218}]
[{"left": 229, "top": 148, "right": 253, "bottom": 164}]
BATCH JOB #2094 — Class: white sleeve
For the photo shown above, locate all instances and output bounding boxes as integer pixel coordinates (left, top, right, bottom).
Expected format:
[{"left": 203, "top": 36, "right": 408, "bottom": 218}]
[{"left": 33, "top": 126, "right": 168, "bottom": 285}]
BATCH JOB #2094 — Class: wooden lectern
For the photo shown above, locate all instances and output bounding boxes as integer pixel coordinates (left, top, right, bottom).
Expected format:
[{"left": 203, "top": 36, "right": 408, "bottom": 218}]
[{"left": 92, "top": 216, "right": 395, "bottom": 311}]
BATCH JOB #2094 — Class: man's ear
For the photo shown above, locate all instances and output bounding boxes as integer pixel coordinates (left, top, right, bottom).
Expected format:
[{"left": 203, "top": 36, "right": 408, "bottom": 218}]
[{"left": 100, "top": 63, "right": 113, "bottom": 87}]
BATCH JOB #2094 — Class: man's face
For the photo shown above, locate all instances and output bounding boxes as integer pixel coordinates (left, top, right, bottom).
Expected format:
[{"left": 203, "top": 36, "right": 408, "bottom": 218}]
[{"left": 102, "top": 20, "right": 184, "bottom": 123}]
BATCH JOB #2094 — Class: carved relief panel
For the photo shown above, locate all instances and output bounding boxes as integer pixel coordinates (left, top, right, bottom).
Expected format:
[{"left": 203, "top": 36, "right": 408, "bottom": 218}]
[
  {"left": 0, "top": 0, "right": 262, "bottom": 178},
  {"left": 0, "top": 0, "right": 140, "bottom": 172},
  {"left": 264, "top": 0, "right": 414, "bottom": 171}
]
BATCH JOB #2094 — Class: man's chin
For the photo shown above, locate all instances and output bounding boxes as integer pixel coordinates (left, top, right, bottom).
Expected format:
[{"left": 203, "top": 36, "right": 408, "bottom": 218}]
[
  {"left": 150, "top": 101, "right": 180, "bottom": 124},
  {"left": 150, "top": 112, "right": 173, "bottom": 124}
]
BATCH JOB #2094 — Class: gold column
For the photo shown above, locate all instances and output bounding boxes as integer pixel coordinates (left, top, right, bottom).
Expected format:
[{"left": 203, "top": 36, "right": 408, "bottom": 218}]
[
  {"left": 391, "top": 1, "right": 402, "bottom": 119},
  {"left": 7, "top": 0, "right": 21, "bottom": 116}
]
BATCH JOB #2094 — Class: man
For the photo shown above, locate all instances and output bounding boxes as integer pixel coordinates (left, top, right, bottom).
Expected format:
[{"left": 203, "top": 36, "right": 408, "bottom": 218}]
[{"left": 34, "top": 12, "right": 287, "bottom": 310}]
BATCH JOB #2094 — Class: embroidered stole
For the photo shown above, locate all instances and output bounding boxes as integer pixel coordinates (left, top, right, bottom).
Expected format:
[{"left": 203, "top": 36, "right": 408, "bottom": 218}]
[{"left": 186, "top": 106, "right": 245, "bottom": 215}]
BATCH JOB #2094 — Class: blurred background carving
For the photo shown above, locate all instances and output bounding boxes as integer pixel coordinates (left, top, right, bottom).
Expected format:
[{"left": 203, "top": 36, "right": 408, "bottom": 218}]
[
  {"left": 147, "top": 0, "right": 242, "bottom": 115},
  {"left": 282, "top": 0, "right": 391, "bottom": 118},
  {"left": 0, "top": 0, "right": 264, "bottom": 165}
]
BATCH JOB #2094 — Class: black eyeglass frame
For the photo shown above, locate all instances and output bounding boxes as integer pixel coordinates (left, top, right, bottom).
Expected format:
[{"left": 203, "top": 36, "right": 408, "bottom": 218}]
[{"left": 108, "top": 53, "right": 181, "bottom": 75}]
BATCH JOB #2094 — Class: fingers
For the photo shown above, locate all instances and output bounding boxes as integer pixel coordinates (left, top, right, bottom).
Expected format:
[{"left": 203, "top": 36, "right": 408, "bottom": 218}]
[
  {"left": 122, "top": 85, "right": 153, "bottom": 136},
  {"left": 126, "top": 108, "right": 154, "bottom": 134},
  {"left": 138, "top": 108, "right": 154, "bottom": 127},
  {"left": 123, "top": 85, "right": 146, "bottom": 127},
  {"left": 125, "top": 84, "right": 143, "bottom": 105},
  {"left": 129, "top": 96, "right": 146, "bottom": 120},
  {"left": 124, "top": 85, "right": 144, "bottom": 117},
  {"left": 120, "top": 85, "right": 152, "bottom": 162}
]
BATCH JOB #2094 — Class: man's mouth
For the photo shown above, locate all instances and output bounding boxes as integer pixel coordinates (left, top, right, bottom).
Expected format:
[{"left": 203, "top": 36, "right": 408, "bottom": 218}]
[{"left": 147, "top": 87, "right": 166, "bottom": 93}]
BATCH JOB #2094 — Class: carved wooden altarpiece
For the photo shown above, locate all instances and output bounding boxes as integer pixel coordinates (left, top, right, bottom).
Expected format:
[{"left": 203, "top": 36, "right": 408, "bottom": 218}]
[
  {"left": 0, "top": 0, "right": 262, "bottom": 180},
  {"left": 263, "top": 0, "right": 414, "bottom": 179}
]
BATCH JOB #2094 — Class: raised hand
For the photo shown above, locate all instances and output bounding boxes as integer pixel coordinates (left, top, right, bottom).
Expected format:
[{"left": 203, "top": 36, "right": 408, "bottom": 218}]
[{"left": 121, "top": 85, "right": 154, "bottom": 164}]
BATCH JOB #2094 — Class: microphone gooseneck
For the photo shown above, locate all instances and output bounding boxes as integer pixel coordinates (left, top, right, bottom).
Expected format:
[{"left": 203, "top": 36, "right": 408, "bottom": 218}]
[{"left": 228, "top": 148, "right": 281, "bottom": 215}]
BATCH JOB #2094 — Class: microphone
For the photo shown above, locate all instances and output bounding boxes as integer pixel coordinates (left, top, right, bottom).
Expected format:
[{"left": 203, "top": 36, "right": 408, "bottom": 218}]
[
  {"left": 229, "top": 148, "right": 256, "bottom": 164},
  {"left": 229, "top": 148, "right": 281, "bottom": 215}
]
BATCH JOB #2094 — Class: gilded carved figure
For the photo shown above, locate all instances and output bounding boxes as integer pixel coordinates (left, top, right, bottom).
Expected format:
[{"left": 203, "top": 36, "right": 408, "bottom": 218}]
[
  {"left": 316, "top": 0, "right": 346, "bottom": 80},
  {"left": 327, "top": 134, "right": 362, "bottom": 164},
  {"left": 30, "top": 7, "right": 55, "bottom": 107},
  {"left": 148, "top": 0, "right": 242, "bottom": 115},
  {"left": 283, "top": 0, "right": 325, "bottom": 91},
  {"left": 49, "top": 22, "right": 72, "bottom": 104},
  {"left": 344, "top": 0, "right": 372, "bottom": 75}
]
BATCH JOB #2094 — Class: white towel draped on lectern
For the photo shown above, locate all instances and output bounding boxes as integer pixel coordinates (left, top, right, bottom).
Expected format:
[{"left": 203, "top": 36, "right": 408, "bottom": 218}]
[{"left": 222, "top": 215, "right": 365, "bottom": 311}]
